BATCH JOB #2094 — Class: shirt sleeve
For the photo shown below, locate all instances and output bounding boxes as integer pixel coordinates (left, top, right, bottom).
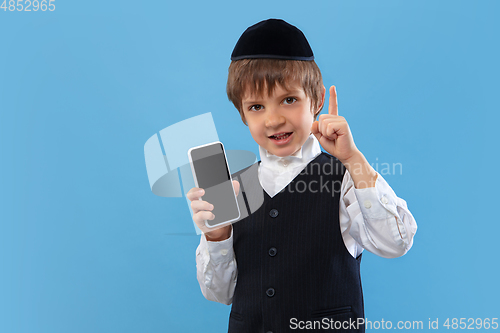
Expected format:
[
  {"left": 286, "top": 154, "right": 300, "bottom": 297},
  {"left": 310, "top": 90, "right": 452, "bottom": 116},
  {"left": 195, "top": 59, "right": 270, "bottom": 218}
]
[
  {"left": 195, "top": 226, "right": 238, "bottom": 305},
  {"left": 339, "top": 170, "right": 417, "bottom": 259}
]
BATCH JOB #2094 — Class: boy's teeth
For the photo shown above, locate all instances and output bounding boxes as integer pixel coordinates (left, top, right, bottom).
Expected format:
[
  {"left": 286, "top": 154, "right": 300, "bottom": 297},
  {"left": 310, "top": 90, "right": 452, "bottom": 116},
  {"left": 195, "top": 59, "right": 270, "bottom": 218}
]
[{"left": 272, "top": 132, "right": 291, "bottom": 139}]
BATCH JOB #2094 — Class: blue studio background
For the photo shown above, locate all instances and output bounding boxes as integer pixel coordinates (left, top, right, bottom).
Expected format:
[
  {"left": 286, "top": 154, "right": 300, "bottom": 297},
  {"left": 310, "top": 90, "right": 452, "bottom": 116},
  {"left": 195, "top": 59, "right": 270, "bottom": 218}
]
[{"left": 1, "top": 1, "right": 499, "bottom": 332}]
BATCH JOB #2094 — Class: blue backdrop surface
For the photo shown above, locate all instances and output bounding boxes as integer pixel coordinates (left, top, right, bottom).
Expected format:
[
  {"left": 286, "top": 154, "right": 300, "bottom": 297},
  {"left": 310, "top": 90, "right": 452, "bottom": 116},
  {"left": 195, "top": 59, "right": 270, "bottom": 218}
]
[{"left": 1, "top": 0, "right": 499, "bottom": 332}]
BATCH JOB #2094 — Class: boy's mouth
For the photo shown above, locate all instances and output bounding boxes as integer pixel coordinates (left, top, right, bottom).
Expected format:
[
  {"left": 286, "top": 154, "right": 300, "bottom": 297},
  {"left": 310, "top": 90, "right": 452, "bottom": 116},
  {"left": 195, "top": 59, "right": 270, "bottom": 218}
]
[{"left": 269, "top": 132, "right": 293, "bottom": 141}]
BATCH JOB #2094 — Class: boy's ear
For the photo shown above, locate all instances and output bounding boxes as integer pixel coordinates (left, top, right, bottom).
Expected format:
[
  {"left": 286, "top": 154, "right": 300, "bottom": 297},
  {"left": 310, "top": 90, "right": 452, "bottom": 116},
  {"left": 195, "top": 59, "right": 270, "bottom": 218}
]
[
  {"left": 315, "top": 85, "right": 327, "bottom": 116},
  {"left": 240, "top": 109, "right": 248, "bottom": 126}
]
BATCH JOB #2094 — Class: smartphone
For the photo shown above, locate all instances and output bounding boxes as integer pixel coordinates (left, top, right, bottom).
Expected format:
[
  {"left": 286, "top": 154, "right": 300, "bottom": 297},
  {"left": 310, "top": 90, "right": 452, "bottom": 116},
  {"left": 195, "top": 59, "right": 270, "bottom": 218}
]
[{"left": 188, "top": 141, "right": 241, "bottom": 228}]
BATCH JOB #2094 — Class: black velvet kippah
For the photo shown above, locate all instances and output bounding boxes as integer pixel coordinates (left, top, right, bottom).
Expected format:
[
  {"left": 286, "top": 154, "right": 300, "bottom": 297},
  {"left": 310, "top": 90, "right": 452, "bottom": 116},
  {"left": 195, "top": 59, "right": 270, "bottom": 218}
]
[{"left": 231, "top": 19, "right": 314, "bottom": 61}]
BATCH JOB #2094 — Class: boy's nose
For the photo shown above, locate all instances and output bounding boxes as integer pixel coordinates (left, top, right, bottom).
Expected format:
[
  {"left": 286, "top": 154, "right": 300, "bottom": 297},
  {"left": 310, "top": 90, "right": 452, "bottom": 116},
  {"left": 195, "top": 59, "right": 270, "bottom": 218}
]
[{"left": 265, "top": 111, "right": 285, "bottom": 128}]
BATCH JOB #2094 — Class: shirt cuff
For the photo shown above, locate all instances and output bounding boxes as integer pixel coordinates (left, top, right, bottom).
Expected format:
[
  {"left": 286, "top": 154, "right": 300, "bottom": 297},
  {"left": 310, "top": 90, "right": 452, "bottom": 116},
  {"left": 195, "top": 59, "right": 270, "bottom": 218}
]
[
  {"left": 200, "top": 227, "right": 235, "bottom": 266},
  {"left": 353, "top": 172, "right": 409, "bottom": 245},
  {"left": 353, "top": 173, "right": 399, "bottom": 219}
]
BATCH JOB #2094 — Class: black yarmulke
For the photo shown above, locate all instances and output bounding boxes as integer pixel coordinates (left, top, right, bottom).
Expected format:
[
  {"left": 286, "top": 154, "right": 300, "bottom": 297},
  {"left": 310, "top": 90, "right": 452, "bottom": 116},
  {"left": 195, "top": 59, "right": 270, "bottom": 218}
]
[{"left": 231, "top": 19, "right": 314, "bottom": 61}]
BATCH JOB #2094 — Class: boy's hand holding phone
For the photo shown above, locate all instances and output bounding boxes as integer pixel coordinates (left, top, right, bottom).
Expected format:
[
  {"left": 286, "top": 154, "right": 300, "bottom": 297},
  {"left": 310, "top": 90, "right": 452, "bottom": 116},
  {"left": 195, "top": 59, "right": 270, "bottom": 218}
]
[{"left": 187, "top": 180, "right": 240, "bottom": 242}]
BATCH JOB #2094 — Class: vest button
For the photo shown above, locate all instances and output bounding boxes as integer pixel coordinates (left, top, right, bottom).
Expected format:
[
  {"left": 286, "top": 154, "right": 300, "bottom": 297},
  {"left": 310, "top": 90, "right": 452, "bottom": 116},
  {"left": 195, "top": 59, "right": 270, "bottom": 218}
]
[
  {"left": 269, "top": 209, "right": 279, "bottom": 218},
  {"left": 266, "top": 288, "right": 275, "bottom": 297},
  {"left": 268, "top": 247, "right": 277, "bottom": 257}
]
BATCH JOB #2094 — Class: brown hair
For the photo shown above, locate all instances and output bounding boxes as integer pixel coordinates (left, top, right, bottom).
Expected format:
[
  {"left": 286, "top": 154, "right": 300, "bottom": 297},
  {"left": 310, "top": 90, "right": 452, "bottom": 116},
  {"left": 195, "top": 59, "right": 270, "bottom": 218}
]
[{"left": 226, "top": 59, "right": 324, "bottom": 125}]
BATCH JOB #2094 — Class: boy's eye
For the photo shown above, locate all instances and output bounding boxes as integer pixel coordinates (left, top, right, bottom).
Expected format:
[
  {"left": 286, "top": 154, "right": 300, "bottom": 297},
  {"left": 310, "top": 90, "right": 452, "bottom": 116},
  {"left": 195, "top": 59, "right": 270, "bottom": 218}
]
[
  {"left": 283, "top": 97, "right": 297, "bottom": 105},
  {"left": 249, "top": 104, "right": 263, "bottom": 111}
]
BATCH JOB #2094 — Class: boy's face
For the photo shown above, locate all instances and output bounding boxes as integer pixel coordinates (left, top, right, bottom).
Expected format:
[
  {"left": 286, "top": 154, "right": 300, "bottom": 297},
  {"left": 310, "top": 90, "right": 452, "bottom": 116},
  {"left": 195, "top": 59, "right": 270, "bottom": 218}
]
[{"left": 241, "top": 82, "right": 321, "bottom": 157}]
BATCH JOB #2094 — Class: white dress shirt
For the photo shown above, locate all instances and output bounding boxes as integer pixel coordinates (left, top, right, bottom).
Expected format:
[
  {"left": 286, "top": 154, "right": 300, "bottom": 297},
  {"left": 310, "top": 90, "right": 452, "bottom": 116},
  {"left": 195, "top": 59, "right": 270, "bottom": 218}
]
[{"left": 196, "top": 134, "right": 417, "bottom": 305}]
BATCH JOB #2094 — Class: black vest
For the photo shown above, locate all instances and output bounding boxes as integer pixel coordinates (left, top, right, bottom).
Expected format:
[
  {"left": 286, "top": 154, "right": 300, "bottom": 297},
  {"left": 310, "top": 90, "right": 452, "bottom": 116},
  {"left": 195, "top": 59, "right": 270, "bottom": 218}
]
[{"left": 228, "top": 152, "right": 364, "bottom": 333}]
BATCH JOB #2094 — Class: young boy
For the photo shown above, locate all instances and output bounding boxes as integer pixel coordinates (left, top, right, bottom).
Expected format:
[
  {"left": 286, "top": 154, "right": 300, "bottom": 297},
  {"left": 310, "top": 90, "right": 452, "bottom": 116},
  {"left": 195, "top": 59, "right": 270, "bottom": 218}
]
[{"left": 187, "top": 19, "right": 417, "bottom": 332}]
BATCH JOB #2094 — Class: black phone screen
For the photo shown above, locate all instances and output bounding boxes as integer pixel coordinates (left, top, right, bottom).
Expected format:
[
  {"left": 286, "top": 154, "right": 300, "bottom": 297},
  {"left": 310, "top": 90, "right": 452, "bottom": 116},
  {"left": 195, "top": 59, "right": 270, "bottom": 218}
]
[{"left": 190, "top": 143, "right": 240, "bottom": 227}]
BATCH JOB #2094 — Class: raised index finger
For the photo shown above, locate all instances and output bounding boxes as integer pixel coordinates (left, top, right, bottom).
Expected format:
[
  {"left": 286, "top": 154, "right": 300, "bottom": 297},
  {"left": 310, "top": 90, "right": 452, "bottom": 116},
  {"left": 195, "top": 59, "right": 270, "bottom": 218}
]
[{"left": 328, "top": 85, "right": 338, "bottom": 116}]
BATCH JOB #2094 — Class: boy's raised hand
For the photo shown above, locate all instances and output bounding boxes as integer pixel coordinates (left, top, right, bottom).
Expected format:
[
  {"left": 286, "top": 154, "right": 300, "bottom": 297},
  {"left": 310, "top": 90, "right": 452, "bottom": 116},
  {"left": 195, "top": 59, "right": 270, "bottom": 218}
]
[
  {"left": 187, "top": 180, "right": 240, "bottom": 241},
  {"left": 311, "top": 85, "right": 359, "bottom": 163}
]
